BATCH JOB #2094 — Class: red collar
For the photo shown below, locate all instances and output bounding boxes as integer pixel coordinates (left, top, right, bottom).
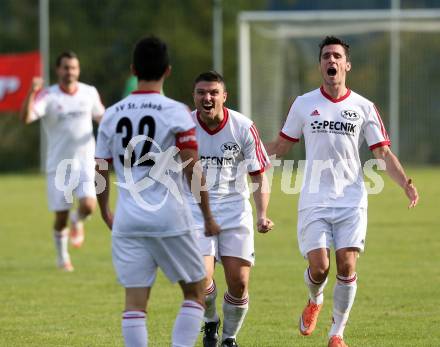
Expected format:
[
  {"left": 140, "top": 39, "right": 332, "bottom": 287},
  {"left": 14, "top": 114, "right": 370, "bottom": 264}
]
[
  {"left": 197, "top": 107, "right": 229, "bottom": 135},
  {"left": 320, "top": 86, "right": 351, "bottom": 103},
  {"left": 131, "top": 90, "right": 161, "bottom": 94}
]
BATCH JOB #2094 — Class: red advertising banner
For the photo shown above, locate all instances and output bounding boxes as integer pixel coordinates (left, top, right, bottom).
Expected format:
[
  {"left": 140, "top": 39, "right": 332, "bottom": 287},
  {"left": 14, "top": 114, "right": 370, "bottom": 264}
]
[{"left": 0, "top": 51, "right": 41, "bottom": 112}]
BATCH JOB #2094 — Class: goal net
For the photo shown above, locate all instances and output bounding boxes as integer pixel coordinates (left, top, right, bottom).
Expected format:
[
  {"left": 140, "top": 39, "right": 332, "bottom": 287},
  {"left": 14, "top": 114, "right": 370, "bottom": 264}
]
[{"left": 238, "top": 9, "right": 440, "bottom": 163}]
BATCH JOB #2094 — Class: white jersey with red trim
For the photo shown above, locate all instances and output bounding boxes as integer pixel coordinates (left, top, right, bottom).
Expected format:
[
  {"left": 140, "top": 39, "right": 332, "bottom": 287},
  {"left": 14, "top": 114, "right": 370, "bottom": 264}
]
[
  {"left": 185, "top": 107, "right": 270, "bottom": 207},
  {"left": 281, "top": 87, "right": 390, "bottom": 210},
  {"left": 32, "top": 82, "right": 105, "bottom": 174},
  {"left": 95, "top": 91, "right": 197, "bottom": 237}
]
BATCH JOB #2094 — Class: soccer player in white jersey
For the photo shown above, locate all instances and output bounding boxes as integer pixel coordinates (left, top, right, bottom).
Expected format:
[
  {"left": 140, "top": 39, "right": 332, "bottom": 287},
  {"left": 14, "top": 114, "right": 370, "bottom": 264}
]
[
  {"left": 189, "top": 71, "right": 274, "bottom": 347},
  {"left": 266, "top": 36, "right": 419, "bottom": 347},
  {"left": 95, "top": 37, "right": 220, "bottom": 347},
  {"left": 19, "top": 51, "right": 104, "bottom": 272}
]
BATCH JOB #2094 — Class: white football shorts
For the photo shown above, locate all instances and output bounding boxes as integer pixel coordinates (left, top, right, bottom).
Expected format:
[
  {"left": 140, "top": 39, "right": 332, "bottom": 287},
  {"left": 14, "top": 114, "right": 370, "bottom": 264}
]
[
  {"left": 297, "top": 207, "right": 367, "bottom": 257},
  {"left": 46, "top": 168, "right": 96, "bottom": 211},
  {"left": 194, "top": 200, "right": 255, "bottom": 265},
  {"left": 112, "top": 231, "right": 206, "bottom": 288},
  {"left": 196, "top": 225, "right": 255, "bottom": 266}
]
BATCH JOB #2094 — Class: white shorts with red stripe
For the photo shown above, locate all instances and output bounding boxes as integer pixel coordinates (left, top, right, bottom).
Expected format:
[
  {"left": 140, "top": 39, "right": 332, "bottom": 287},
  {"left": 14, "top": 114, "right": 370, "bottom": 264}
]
[
  {"left": 112, "top": 231, "right": 206, "bottom": 288},
  {"left": 297, "top": 207, "right": 367, "bottom": 257}
]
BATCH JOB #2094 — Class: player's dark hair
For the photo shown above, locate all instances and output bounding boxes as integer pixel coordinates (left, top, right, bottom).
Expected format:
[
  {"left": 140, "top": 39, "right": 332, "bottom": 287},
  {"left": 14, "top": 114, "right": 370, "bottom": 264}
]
[
  {"left": 55, "top": 51, "right": 78, "bottom": 67},
  {"left": 193, "top": 70, "right": 226, "bottom": 91},
  {"left": 319, "top": 36, "right": 350, "bottom": 62},
  {"left": 133, "top": 36, "right": 169, "bottom": 81}
]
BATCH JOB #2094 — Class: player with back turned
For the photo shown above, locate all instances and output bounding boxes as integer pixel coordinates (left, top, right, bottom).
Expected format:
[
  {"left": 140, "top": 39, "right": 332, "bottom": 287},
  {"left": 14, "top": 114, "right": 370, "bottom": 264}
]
[
  {"left": 95, "top": 37, "right": 220, "bottom": 347},
  {"left": 266, "top": 36, "right": 418, "bottom": 347}
]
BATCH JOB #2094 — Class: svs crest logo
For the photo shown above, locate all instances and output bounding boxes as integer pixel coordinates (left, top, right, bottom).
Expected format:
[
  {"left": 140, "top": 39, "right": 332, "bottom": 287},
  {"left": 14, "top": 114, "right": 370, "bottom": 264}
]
[
  {"left": 0, "top": 77, "right": 20, "bottom": 100},
  {"left": 221, "top": 142, "right": 240, "bottom": 156},
  {"left": 341, "top": 110, "right": 360, "bottom": 121}
]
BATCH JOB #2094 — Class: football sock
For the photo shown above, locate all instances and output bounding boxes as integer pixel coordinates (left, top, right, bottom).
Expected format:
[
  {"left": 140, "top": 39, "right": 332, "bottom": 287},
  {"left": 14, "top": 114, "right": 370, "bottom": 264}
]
[
  {"left": 304, "top": 267, "right": 328, "bottom": 305},
  {"left": 222, "top": 291, "right": 249, "bottom": 341},
  {"left": 122, "top": 311, "right": 147, "bottom": 347},
  {"left": 204, "top": 280, "right": 219, "bottom": 323},
  {"left": 329, "top": 273, "right": 357, "bottom": 338},
  {"left": 172, "top": 300, "right": 205, "bottom": 347},
  {"left": 53, "top": 228, "right": 70, "bottom": 266},
  {"left": 70, "top": 209, "right": 88, "bottom": 224}
]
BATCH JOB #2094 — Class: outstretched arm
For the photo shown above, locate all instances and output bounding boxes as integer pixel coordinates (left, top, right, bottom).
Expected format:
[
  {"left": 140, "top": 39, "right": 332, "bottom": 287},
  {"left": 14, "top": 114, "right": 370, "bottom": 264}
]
[
  {"left": 250, "top": 172, "right": 274, "bottom": 233},
  {"left": 265, "top": 135, "right": 296, "bottom": 157},
  {"left": 372, "top": 146, "right": 419, "bottom": 208},
  {"left": 19, "top": 77, "right": 44, "bottom": 124}
]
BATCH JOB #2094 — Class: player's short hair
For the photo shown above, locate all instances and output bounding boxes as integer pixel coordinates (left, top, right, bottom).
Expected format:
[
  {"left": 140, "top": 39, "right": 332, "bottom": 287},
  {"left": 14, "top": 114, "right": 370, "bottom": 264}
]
[
  {"left": 55, "top": 51, "right": 78, "bottom": 67},
  {"left": 193, "top": 71, "right": 226, "bottom": 91},
  {"left": 133, "top": 36, "right": 169, "bottom": 81},
  {"left": 319, "top": 36, "right": 350, "bottom": 62}
]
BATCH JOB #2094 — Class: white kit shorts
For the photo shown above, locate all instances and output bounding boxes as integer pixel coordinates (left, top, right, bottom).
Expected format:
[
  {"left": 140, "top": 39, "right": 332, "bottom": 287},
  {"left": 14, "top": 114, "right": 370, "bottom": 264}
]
[
  {"left": 112, "top": 231, "right": 206, "bottom": 288},
  {"left": 297, "top": 207, "right": 367, "bottom": 257}
]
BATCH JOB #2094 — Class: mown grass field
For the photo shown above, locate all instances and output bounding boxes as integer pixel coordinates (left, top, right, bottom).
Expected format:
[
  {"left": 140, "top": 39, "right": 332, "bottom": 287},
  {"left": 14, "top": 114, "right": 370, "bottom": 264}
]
[{"left": 1, "top": 167, "right": 439, "bottom": 346}]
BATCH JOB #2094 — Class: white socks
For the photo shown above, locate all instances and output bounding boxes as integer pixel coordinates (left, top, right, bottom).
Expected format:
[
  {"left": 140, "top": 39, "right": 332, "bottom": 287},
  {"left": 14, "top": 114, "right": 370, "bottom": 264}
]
[
  {"left": 204, "top": 280, "right": 219, "bottom": 323},
  {"left": 122, "top": 311, "right": 147, "bottom": 347},
  {"left": 222, "top": 291, "right": 249, "bottom": 341},
  {"left": 329, "top": 273, "right": 357, "bottom": 338},
  {"left": 304, "top": 267, "right": 328, "bottom": 305},
  {"left": 172, "top": 300, "right": 205, "bottom": 347},
  {"left": 53, "top": 228, "right": 69, "bottom": 266}
]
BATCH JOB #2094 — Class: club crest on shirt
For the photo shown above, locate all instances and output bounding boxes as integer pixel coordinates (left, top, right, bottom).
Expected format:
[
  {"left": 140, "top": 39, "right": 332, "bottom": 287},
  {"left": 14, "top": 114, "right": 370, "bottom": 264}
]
[
  {"left": 341, "top": 110, "right": 360, "bottom": 121},
  {"left": 220, "top": 142, "right": 240, "bottom": 158}
]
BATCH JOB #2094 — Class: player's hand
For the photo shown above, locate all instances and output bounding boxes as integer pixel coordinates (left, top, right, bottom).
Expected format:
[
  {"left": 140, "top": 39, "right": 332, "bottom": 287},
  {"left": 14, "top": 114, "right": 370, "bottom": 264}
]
[
  {"left": 257, "top": 217, "right": 274, "bottom": 233},
  {"left": 404, "top": 178, "right": 419, "bottom": 208},
  {"left": 204, "top": 217, "right": 221, "bottom": 237},
  {"left": 31, "top": 77, "right": 44, "bottom": 93}
]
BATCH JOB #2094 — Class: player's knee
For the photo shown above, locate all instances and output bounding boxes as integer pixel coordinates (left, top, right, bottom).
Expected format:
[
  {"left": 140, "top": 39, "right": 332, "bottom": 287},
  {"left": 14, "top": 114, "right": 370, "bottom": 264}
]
[
  {"left": 227, "top": 277, "right": 248, "bottom": 298},
  {"left": 309, "top": 266, "right": 329, "bottom": 283},
  {"left": 336, "top": 262, "right": 355, "bottom": 277}
]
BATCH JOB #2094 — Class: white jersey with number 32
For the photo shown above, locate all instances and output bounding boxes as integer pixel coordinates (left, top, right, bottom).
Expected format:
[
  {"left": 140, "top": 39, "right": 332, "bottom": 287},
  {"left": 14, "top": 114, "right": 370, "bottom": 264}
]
[{"left": 96, "top": 91, "right": 198, "bottom": 237}]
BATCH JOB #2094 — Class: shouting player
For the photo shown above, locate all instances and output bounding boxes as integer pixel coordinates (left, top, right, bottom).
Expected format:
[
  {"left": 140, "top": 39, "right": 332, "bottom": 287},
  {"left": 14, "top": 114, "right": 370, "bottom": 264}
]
[
  {"left": 266, "top": 36, "right": 418, "bottom": 347},
  {"left": 95, "top": 37, "right": 220, "bottom": 347},
  {"left": 19, "top": 51, "right": 104, "bottom": 271},
  {"left": 188, "top": 71, "right": 273, "bottom": 347}
]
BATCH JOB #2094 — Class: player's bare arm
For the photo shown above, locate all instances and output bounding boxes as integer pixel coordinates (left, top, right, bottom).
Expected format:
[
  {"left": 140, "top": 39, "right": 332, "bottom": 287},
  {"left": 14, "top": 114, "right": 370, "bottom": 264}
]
[
  {"left": 179, "top": 148, "right": 220, "bottom": 236},
  {"left": 372, "top": 145, "right": 419, "bottom": 208},
  {"left": 19, "top": 76, "right": 44, "bottom": 124},
  {"left": 265, "top": 135, "right": 295, "bottom": 157},
  {"left": 95, "top": 159, "right": 113, "bottom": 230},
  {"left": 250, "top": 173, "right": 274, "bottom": 233}
]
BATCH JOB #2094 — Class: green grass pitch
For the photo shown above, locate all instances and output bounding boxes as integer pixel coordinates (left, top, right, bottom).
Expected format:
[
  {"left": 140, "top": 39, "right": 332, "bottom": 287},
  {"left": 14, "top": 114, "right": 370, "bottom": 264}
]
[{"left": 1, "top": 167, "right": 439, "bottom": 346}]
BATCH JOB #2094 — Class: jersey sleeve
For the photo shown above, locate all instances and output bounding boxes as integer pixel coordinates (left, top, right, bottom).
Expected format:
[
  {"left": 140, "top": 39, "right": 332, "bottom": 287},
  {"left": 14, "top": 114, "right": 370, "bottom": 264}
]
[
  {"left": 244, "top": 123, "right": 271, "bottom": 175},
  {"left": 280, "top": 98, "right": 303, "bottom": 142},
  {"left": 91, "top": 87, "right": 105, "bottom": 119},
  {"left": 176, "top": 127, "right": 198, "bottom": 151},
  {"left": 95, "top": 112, "right": 113, "bottom": 161},
  {"left": 363, "top": 104, "right": 391, "bottom": 150}
]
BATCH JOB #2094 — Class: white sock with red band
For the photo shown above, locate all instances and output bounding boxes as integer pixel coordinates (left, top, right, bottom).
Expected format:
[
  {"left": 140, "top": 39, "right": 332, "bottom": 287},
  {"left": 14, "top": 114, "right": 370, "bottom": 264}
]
[
  {"left": 122, "top": 310, "right": 147, "bottom": 347},
  {"left": 304, "top": 267, "right": 328, "bottom": 305},
  {"left": 222, "top": 291, "right": 249, "bottom": 341},
  {"left": 172, "top": 300, "right": 205, "bottom": 347},
  {"left": 329, "top": 273, "right": 357, "bottom": 338},
  {"left": 204, "top": 280, "right": 219, "bottom": 323}
]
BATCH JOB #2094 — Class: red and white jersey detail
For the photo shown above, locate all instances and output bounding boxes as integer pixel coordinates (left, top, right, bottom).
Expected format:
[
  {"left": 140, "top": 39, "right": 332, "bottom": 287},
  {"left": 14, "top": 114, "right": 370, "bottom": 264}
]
[
  {"left": 32, "top": 82, "right": 105, "bottom": 173},
  {"left": 95, "top": 91, "right": 196, "bottom": 237},
  {"left": 185, "top": 107, "right": 270, "bottom": 205},
  {"left": 281, "top": 87, "right": 391, "bottom": 210}
]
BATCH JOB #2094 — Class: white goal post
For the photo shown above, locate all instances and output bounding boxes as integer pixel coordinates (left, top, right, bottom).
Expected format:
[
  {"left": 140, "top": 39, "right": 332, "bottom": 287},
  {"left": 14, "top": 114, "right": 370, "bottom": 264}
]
[{"left": 238, "top": 9, "right": 440, "bottom": 161}]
